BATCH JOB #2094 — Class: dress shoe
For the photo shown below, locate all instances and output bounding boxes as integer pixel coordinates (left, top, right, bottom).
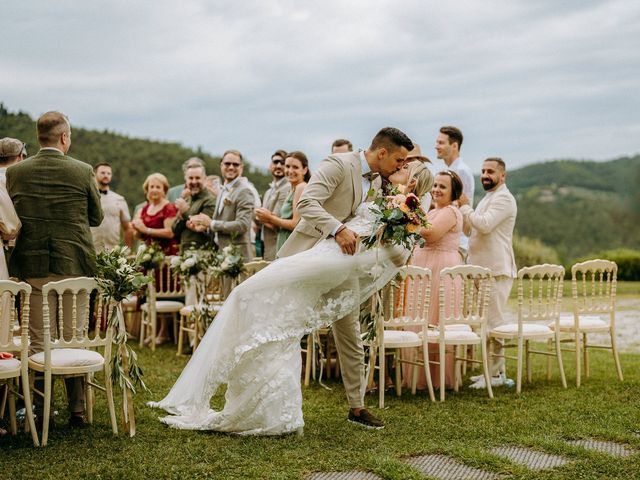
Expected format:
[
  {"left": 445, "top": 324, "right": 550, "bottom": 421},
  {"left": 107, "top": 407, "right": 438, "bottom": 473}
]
[{"left": 347, "top": 408, "right": 384, "bottom": 429}]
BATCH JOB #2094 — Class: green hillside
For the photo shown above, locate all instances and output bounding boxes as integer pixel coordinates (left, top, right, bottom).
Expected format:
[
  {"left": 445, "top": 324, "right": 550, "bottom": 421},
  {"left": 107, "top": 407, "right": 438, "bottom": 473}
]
[
  {"left": 0, "top": 104, "right": 271, "bottom": 206},
  {"left": 475, "top": 156, "right": 640, "bottom": 262},
  {"left": 2, "top": 103, "right": 639, "bottom": 264}
]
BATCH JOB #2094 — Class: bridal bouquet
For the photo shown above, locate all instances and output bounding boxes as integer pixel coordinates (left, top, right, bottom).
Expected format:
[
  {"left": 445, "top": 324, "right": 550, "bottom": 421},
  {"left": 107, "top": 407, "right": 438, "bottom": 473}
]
[
  {"left": 135, "top": 241, "right": 165, "bottom": 270},
  {"left": 361, "top": 186, "right": 430, "bottom": 251}
]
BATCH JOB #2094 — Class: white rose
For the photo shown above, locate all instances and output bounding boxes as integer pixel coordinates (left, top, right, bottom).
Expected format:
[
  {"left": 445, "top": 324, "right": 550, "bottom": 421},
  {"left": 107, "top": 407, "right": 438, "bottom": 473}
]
[
  {"left": 223, "top": 246, "right": 233, "bottom": 254},
  {"left": 170, "top": 257, "right": 181, "bottom": 267},
  {"left": 184, "top": 258, "right": 196, "bottom": 268},
  {"left": 137, "top": 244, "right": 146, "bottom": 255}
]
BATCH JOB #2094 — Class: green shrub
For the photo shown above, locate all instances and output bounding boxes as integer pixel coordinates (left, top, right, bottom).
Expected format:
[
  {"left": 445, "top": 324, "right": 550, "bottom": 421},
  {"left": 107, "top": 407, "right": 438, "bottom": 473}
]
[
  {"left": 572, "top": 248, "right": 640, "bottom": 281},
  {"left": 513, "top": 234, "right": 561, "bottom": 269}
]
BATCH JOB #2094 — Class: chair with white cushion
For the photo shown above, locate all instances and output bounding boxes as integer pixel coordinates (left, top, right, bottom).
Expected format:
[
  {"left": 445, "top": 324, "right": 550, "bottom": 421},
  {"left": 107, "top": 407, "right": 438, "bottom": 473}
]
[
  {"left": 366, "top": 266, "right": 435, "bottom": 408},
  {"left": 0, "top": 280, "right": 39, "bottom": 446},
  {"left": 28, "top": 277, "right": 117, "bottom": 446},
  {"left": 489, "top": 264, "right": 567, "bottom": 394},
  {"left": 426, "top": 265, "right": 494, "bottom": 401},
  {"left": 552, "top": 259, "right": 623, "bottom": 387},
  {"left": 139, "top": 257, "right": 185, "bottom": 351}
]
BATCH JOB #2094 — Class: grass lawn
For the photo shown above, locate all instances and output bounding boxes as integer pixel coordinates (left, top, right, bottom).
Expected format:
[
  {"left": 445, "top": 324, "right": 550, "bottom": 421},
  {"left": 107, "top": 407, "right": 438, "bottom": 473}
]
[{"left": 2, "top": 340, "right": 639, "bottom": 479}]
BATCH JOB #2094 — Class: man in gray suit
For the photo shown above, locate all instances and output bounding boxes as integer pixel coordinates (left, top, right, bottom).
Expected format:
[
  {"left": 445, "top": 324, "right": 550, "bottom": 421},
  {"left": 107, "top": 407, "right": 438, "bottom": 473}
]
[
  {"left": 189, "top": 150, "right": 255, "bottom": 296},
  {"left": 7, "top": 111, "right": 103, "bottom": 427},
  {"left": 278, "top": 127, "right": 413, "bottom": 429}
]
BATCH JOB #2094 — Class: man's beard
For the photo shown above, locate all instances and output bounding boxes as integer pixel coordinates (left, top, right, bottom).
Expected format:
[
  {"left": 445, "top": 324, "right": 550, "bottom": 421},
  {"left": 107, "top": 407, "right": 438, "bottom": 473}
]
[{"left": 482, "top": 179, "right": 498, "bottom": 191}]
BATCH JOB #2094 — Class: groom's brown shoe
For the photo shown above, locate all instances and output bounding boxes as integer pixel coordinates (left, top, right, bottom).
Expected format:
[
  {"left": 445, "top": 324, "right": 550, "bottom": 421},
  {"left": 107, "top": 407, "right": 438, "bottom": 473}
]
[{"left": 347, "top": 408, "right": 384, "bottom": 429}]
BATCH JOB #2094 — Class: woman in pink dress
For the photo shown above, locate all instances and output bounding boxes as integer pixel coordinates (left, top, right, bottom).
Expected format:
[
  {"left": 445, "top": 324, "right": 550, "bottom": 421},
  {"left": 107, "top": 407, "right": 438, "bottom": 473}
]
[{"left": 404, "top": 170, "right": 464, "bottom": 390}]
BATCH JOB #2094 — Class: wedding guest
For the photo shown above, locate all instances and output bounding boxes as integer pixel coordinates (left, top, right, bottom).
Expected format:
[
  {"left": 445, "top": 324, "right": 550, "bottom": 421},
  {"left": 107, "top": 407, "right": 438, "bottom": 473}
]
[
  {"left": 132, "top": 173, "right": 179, "bottom": 345},
  {"left": 91, "top": 162, "right": 133, "bottom": 252},
  {"left": 189, "top": 150, "right": 255, "bottom": 297},
  {"left": 131, "top": 173, "right": 178, "bottom": 255},
  {"left": 7, "top": 111, "right": 103, "bottom": 427},
  {"left": 0, "top": 138, "right": 27, "bottom": 182},
  {"left": 167, "top": 157, "right": 206, "bottom": 203},
  {"left": 435, "top": 126, "right": 474, "bottom": 259},
  {"left": 172, "top": 164, "right": 216, "bottom": 250},
  {"left": 403, "top": 169, "right": 464, "bottom": 390},
  {"left": 331, "top": 138, "right": 353, "bottom": 153},
  {"left": 255, "top": 151, "right": 310, "bottom": 254},
  {"left": 459, "top": 157, "right": 517, "bottom": 389},
  {"left": 254, "top": 150, "right": 290, "bottom": 261}
]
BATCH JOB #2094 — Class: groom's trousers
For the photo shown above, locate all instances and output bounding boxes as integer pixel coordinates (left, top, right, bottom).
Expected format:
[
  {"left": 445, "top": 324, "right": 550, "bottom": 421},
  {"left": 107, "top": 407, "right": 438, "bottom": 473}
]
[{"left": 331, "top": 280, "right": 366, "bottom": 409}]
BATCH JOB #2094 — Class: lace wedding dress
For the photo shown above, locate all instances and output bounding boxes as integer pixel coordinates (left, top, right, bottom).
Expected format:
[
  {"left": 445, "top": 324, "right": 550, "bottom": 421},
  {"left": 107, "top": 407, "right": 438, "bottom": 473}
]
[{"left": 148, "top": 202, "right": 407, "bottom": 435}]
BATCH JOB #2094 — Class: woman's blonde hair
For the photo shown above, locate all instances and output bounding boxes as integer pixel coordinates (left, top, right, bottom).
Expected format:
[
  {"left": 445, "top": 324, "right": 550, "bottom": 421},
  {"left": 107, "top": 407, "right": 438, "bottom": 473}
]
[
  {"left": 406, "top": 160, "right": 434, "bottom": 198},
  {"left": 143, "top": 173, "right": 170, "bottom": 195}
]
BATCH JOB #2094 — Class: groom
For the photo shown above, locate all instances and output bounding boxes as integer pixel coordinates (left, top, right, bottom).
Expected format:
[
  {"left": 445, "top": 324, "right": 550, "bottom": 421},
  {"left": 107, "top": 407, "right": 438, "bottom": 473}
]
[{"left": 278, "top": 127, "right": 413, "bottom": 429}]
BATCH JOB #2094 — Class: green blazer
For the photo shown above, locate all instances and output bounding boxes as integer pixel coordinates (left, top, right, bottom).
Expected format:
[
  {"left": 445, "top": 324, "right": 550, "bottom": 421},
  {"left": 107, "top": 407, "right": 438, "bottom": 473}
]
[
  {"left": 172, "top": 188, "right": 216, "bottom": 249},
  {"left": 6, "top": 148, "right": 103, "bottom": 279}
]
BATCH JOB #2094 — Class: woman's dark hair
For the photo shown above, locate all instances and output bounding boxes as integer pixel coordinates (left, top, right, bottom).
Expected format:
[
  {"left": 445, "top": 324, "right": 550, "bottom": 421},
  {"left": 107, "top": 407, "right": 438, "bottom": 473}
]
[
  {"left": 287, "top": 151, "right": 311, "bottom": 182},
  {"left": 436, "top": 170, "right": 464, "bottom": 202}
]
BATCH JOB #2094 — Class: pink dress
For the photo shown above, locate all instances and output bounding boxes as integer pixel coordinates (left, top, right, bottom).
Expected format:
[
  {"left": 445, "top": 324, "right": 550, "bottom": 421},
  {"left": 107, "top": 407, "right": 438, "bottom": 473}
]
[{"left": 404, "top": 205, "right": 462, "bottom": 390}]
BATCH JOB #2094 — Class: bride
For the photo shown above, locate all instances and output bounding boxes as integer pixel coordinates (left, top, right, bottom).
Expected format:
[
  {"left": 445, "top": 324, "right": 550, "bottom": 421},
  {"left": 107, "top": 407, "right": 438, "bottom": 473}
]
[{"left": 148, "top": 160, "right": 432, "bottom": 435}]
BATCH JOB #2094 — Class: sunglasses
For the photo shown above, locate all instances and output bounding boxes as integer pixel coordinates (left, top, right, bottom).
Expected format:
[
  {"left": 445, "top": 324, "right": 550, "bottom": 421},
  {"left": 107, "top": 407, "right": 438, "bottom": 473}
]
[
  {"left": 222, "top": 162, "right": 241, "bottom": 168},
  {"left": 271, "top": 159, "right": 284, "bottom": 165}
]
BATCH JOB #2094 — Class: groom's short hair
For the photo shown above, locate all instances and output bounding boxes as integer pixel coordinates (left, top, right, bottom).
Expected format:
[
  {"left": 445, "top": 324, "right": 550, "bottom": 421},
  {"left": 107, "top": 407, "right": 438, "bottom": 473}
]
[{"left": 370, "top": 127, "right": 413, "bottom": 153}]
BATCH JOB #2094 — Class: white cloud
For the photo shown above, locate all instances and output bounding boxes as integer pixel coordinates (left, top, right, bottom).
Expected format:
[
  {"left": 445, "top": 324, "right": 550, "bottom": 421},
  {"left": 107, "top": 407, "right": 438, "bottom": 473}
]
[{"left": 1, "top": 0, "right": 639, "bottom": 172}]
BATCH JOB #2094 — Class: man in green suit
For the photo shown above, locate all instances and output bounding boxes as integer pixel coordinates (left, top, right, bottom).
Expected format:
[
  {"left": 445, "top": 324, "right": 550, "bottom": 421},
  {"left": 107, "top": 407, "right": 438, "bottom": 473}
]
[{"left": 7, "top": 111, "right": 103, "bottom": 428}]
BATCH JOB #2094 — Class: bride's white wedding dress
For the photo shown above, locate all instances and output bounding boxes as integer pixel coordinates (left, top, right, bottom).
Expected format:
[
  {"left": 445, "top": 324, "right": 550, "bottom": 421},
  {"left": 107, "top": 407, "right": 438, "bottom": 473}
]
[{"left": 148, "top": 202, "right": 406, "bottom": 435}]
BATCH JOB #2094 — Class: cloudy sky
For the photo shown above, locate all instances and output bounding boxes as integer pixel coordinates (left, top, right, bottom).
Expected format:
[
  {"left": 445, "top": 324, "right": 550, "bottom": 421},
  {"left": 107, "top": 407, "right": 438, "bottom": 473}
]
[{"left": 2, "top": 0, "right": 639, "bottom": 173}]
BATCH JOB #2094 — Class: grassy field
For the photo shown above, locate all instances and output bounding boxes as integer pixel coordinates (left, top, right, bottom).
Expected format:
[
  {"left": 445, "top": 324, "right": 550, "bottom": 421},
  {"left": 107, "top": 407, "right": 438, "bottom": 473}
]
[
  {"left": 2, "top": 282, "right": 639, "bottom": 478},
  {"left": 1, "top": 341, "right": 639, "bottom": 479}
]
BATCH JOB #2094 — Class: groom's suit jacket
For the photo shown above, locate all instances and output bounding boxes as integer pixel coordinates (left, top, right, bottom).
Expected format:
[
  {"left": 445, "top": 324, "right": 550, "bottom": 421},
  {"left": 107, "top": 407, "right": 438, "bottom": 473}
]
[
  {"left": 6, "top": 149, "right": 103, "bottom": 279},
  {"left": 459, "top": 183, "right": 517, "bottom": 278},
  {"left": 277, "top": 151, "right": 381, "bottom": 258}
]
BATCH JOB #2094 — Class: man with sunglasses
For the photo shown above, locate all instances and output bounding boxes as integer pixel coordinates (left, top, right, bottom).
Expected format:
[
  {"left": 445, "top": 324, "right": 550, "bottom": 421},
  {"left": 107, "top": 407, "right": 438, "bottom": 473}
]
[
  {"left": 189, "top": 150, "right": 255, "bottom": 296},
  {"left": 255, "top": 150, "right": 290, "bottom": 260}
]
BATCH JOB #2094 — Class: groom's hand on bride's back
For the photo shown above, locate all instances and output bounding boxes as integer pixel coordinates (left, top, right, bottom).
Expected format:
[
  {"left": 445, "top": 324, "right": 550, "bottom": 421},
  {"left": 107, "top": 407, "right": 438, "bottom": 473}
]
[{"left": 335, "top": 226, "right": 358, "bottom": 255}]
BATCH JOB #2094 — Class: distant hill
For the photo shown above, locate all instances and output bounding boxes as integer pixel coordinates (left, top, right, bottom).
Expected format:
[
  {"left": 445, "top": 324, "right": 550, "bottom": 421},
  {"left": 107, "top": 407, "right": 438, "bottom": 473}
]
[
  {"left": 2, "top": 103, "right": 639, "bottom": 263},
  {"left": 0, "top": 104, "right": 271, "bottom": 206},
  {"left": 477, "top": 156, "right": 640, "bottom": 262}
]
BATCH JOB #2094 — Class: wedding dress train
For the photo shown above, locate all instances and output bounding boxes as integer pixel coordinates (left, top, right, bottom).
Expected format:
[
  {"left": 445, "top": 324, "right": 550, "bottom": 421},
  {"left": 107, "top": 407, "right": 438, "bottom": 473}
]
[{"left": 148, "top": 202, "right": 406, "bottom": 435}]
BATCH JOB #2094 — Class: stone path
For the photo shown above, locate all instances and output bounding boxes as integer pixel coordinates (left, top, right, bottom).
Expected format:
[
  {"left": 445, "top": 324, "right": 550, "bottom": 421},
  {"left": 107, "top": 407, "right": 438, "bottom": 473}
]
[{"left": 306, "top": 438, "right": 637, "bottom": 479}]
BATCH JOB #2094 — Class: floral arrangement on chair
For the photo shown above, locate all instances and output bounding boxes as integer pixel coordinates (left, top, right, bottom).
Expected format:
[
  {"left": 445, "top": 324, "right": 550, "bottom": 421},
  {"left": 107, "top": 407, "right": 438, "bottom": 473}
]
[
  {"left": 95, "top": 245, "right": 152, "bottom": 436},
  {"left": 135, "top": 241, "right": 165, "bottom": 270},
  {"left": 212, "top": 243, "right": 245, "bottom": 280}
]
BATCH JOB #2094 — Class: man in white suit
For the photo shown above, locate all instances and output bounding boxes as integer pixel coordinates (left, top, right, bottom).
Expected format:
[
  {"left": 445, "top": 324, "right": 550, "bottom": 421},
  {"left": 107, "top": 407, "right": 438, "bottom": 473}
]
[
  {"left": 278, "top": 127, "right": 414, "bottom": 429},
  {"left": 458, "top": 157, "right": 517, "bottom": 388}
]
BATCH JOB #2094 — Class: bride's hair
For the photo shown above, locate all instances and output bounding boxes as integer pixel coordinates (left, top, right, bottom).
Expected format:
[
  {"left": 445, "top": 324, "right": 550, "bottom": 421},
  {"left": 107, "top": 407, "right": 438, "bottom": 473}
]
[{"left": 406, "top": 160, "right": 433, "bottom": 198}]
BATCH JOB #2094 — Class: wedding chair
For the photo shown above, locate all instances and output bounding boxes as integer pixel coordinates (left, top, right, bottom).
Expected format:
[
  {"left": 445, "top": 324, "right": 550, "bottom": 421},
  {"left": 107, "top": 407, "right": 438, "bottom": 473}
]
[
  {"left": 0, "top": 280, "right": 39, "bottom": 446},
  {"left": 366, "top": 266, "right": 435, "bottom": 408},
  {"left": 139, "top": 257, "right": 185, "bottom": 351},
  {"left": 551, "top": 259, "right": 623, "bottom": 387},
  {"left": 488, "top": 264, "right": 567, "bottom": 394},
  {"left": 425, "top": 265, "right": 493, "bottom": 401},
  {"left": 28, "top": 277, "right": 118, "bottom": 446},
  {"left": 239, "top": 260, "right": 270, "bottom": 283}
]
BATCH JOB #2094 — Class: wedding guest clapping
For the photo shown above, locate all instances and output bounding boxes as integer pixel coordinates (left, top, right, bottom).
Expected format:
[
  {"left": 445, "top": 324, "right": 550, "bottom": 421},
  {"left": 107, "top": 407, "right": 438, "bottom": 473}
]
[
  {"left": 131, "top": 173, "right": 178, "bottom": 255},
  {"left": 254, "top": 151, "right": 311, "bottom": 253}
]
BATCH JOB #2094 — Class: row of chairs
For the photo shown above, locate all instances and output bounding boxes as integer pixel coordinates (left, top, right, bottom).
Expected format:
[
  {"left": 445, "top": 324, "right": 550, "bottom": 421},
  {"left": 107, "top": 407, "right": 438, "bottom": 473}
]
[
  {"left": 134, "top": 259, "right": 271, "bottom": 354},
  {"left": 367, "top": 259, "right": 623, "bottom": 408},
  {"left": 0, "top": 277, "right": 117, "bottom": 447}
]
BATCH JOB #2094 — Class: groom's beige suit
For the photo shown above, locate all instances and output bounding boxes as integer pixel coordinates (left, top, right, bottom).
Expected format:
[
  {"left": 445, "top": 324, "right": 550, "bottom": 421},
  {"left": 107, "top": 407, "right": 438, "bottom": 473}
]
[
  {"left": 460, "top": 183, "right": 517, "bottom": 376},
  {"left": 278, "top": 151, "right": 381, "bottom": 409}
]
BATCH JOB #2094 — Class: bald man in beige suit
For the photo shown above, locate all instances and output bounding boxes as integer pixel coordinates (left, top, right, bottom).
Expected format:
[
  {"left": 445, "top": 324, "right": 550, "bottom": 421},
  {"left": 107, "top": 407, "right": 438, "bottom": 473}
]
[
  {"left": 278, "top": 127, "right": 413, "bottom": 429},
  {"left": 459, "top": 157, "right": 517, "bottom": 388}
]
